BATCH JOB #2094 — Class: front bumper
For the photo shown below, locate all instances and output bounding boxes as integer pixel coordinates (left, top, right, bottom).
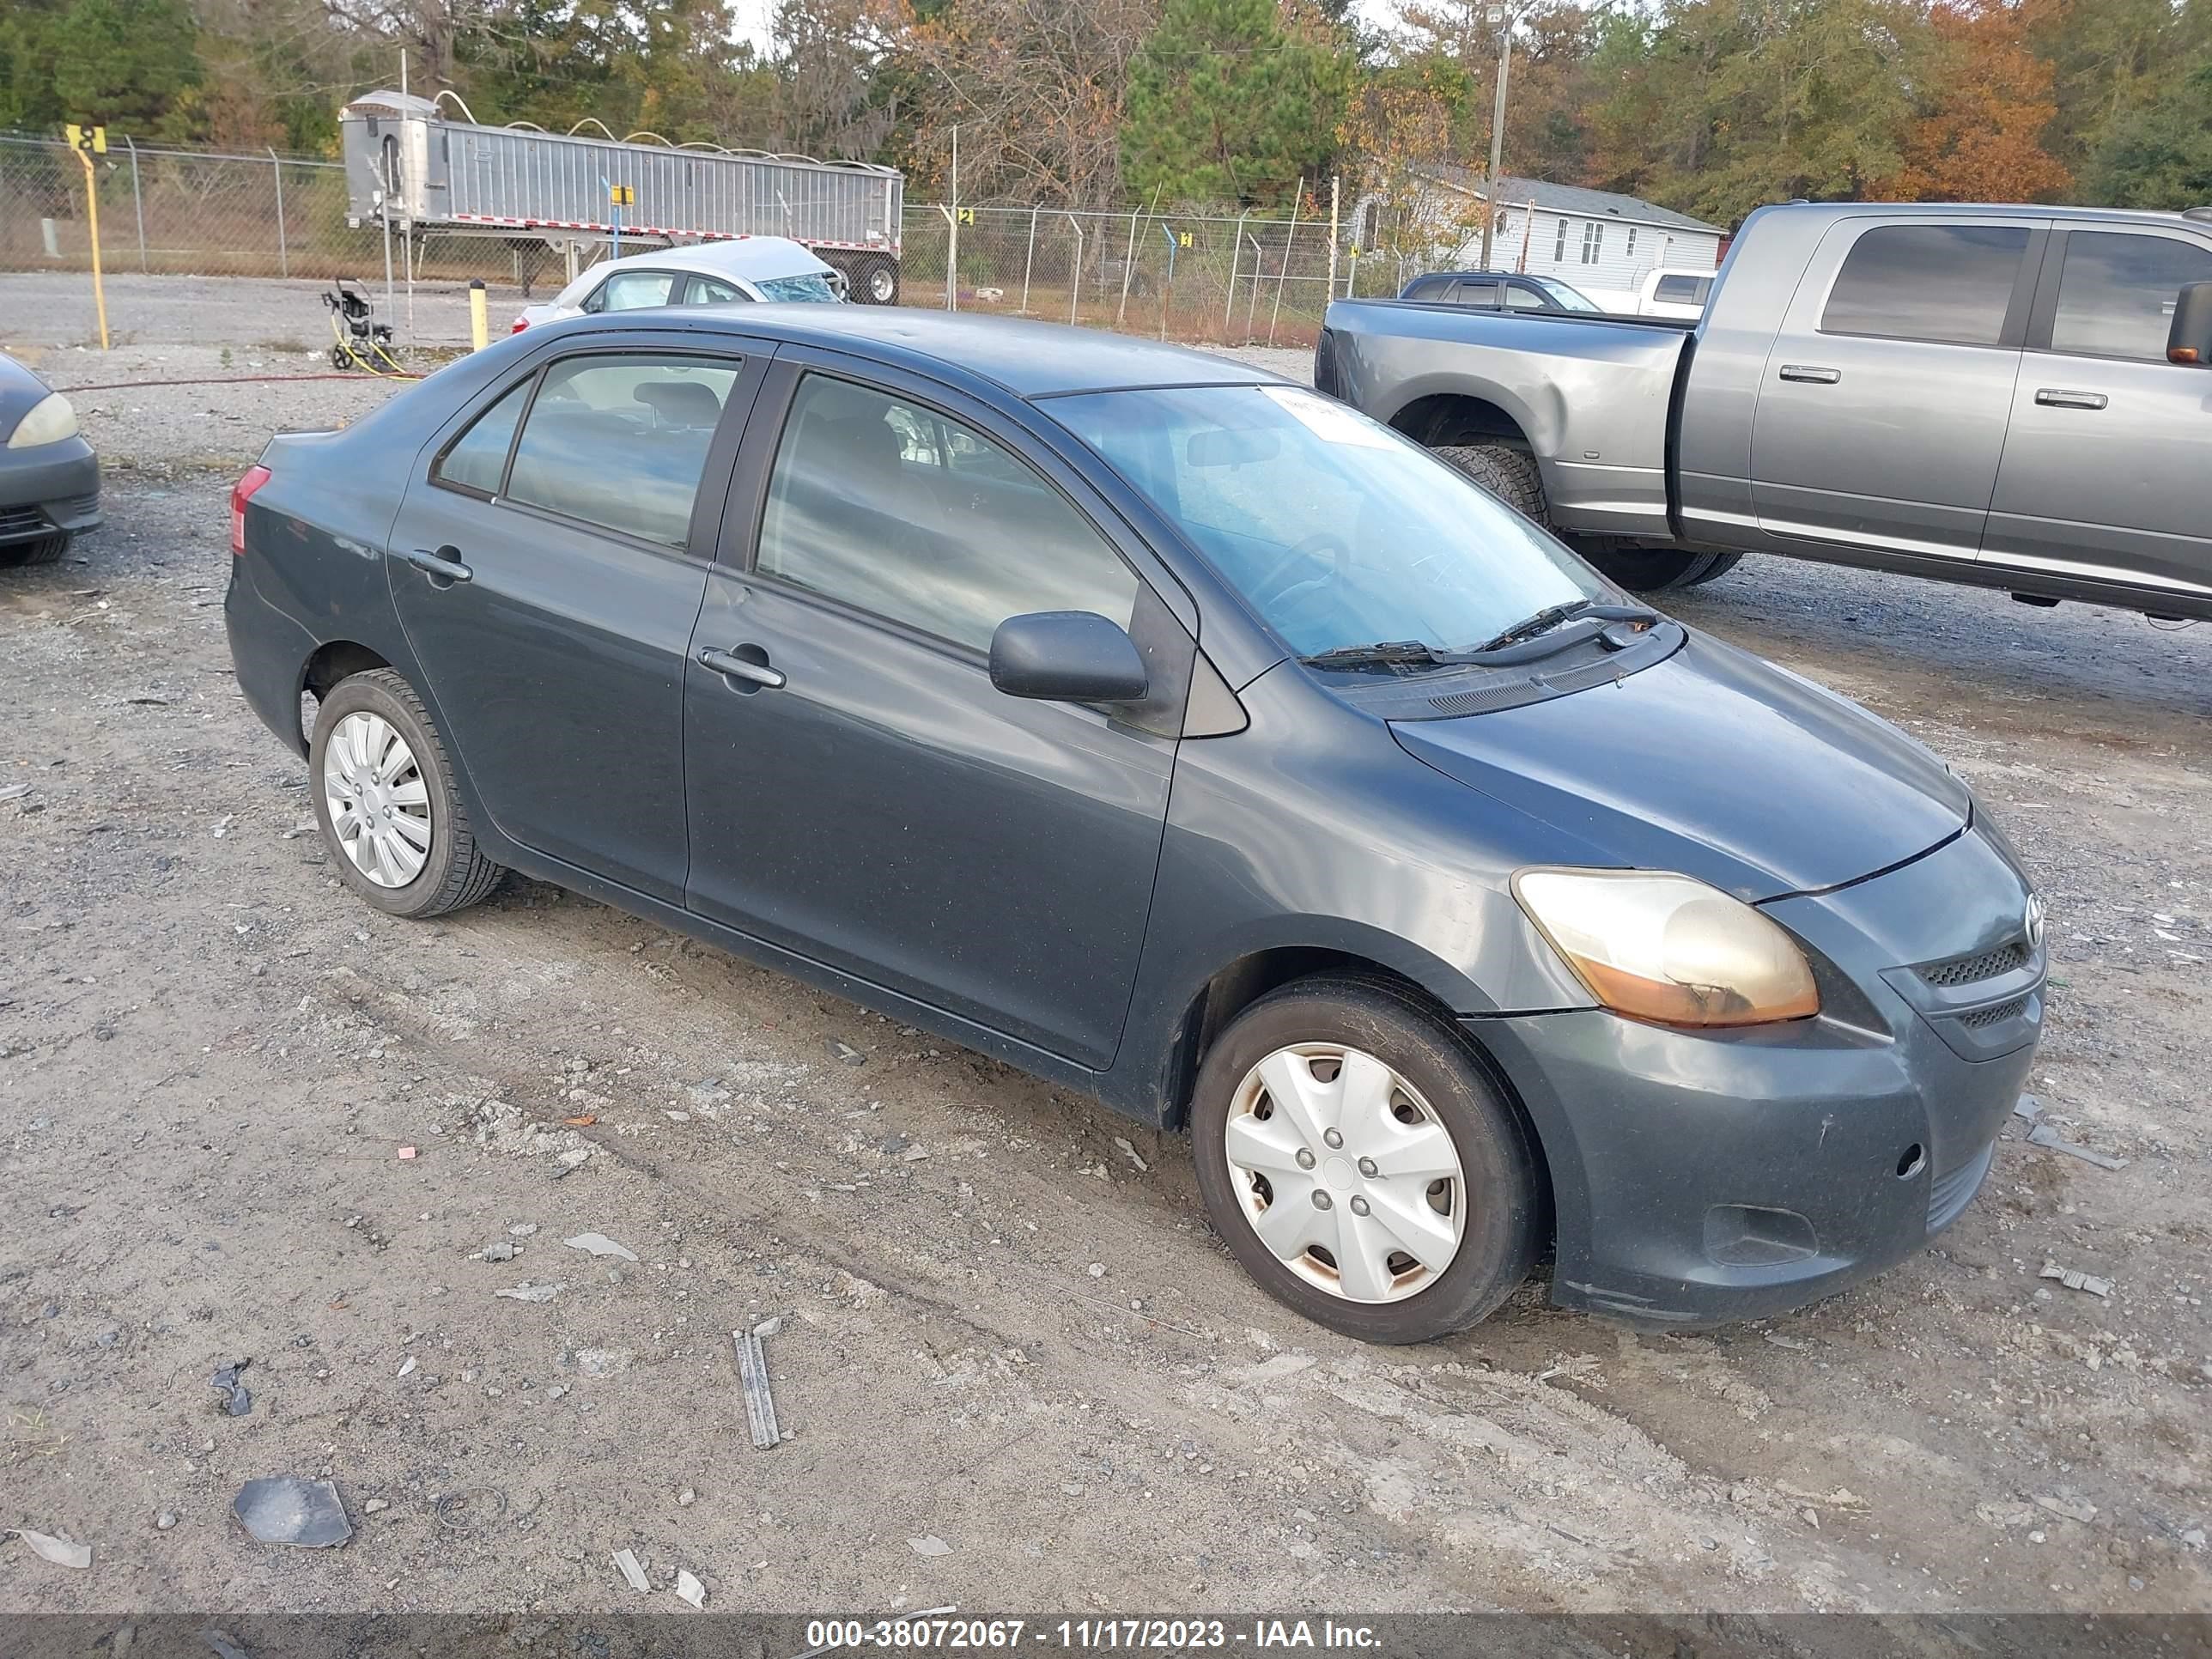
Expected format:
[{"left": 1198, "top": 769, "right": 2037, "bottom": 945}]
[
  {"left": 1480, "top": 824, "right": 2041, "bottom": 1327},
  {"left": 0, "top": 436, "right": 100, "bottom": 544}
]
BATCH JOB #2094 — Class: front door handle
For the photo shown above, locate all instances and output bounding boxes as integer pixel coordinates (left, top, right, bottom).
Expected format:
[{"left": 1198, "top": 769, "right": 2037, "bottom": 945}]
[
  {"left": 398, "top": 545, "right": 472, "bottom": 584},
  {"left": 699, "top": 646, "right": 786, "bottom": 690},
  {"left": 2034, "top": 387, "right": 2109, "bottom": 410},
  {"left": 1778, "top": 364, "right": 1842, "bottom": 384}
]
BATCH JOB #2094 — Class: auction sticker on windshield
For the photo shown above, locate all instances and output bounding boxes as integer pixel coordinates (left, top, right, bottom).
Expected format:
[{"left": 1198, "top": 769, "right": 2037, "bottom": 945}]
[{"left": 1258, "top": 385, "right": 1394, "bottom": 447}]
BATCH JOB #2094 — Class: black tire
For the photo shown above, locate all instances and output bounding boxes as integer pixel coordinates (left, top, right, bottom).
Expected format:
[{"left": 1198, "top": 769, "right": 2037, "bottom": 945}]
[
  {"left": 1190, "top": 975, "right": 1543, "bottom": 1345},
  {"left": 1434, "top": 443, "right": 1548, "bottom": 527},
  {"left": 1572, "top": 543, "right": 1731, "bottom": 592},
  {"left": 1676, "top": 550, "right": 1744, "bottom": 587},
  {"left": 857, "top": 255, "right": 899, "bottom": 306},
  {"left": 0, "top": 532, "right": 70, "bottom": 568},
  {"left": 310, "top": 667, "right": 504, "bottom": 920}
]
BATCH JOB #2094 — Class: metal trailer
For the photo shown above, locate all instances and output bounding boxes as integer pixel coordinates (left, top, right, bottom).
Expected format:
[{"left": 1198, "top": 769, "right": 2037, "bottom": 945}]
[{"left": 339, "top": 90, "right": 906, "bottom": 302}]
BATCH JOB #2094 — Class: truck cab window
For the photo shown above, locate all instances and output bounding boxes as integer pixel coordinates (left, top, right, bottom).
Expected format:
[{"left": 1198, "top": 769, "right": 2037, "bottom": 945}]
[
  {"left": 2050, "top": 232, "right": 2212, "bottom": 362},
  {"left": 1821, "top": 224, "right": 2029, "bottom": 347}
]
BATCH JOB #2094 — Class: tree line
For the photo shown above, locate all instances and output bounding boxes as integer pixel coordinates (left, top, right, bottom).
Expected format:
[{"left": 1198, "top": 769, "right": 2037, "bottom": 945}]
[{"left": 2, "top": 0, "right": 2207, "bottom": 226}]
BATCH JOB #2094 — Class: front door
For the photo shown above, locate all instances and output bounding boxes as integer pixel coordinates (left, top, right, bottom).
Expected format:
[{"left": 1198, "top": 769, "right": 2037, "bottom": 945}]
[
  {"left": 1752, "top": 217, "right": 2044, "bottom": 560},
  {"left": 1984, "top": 226, "right": 2212, "bottom": 599},
  {"left": 683, "top": 360, "right": 1189, "bottom": 1068},
  {"left": 388, "top": 340, "right": 765, "bottom": 901}
]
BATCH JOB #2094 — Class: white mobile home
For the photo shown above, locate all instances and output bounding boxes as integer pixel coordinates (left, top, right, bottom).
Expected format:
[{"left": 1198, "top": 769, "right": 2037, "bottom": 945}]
[{"left": 1353, "top": 166, "right": 1725, "bottom": 310}]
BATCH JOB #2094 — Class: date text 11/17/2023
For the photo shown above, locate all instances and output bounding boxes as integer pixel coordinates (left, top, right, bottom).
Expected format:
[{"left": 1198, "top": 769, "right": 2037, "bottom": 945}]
[{"left": 800, "top": 1619, "right": 1382, "bottom": 1650}]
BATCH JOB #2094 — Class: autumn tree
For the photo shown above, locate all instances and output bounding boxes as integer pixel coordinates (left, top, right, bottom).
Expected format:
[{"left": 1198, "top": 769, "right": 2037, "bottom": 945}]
[{"left": 1869, "top": 0, "right": 2070, "bottom": 202}]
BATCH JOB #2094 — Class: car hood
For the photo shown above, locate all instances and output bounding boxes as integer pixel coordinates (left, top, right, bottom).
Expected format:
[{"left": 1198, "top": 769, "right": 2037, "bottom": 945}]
[{"left": 1389, "top": 633, "right": 1969, "bottom": 902}]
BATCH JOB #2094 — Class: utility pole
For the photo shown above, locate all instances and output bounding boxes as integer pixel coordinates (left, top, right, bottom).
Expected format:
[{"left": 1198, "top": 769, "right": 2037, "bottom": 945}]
[{"left": 1478, "top": 4, "right": 1516, "bottom": 270}]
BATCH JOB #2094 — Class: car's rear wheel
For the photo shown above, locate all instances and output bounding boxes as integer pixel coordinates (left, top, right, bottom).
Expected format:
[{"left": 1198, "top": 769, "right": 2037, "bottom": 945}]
[
  {"left": 1190, "top": 975, "right": 1542, "bottom": 1344},
  {"left": 311, "top": 668, "right": 503, "bottom": 920},
  {"left": 0, "top": 532, "right": 70, "bottom": 568}
]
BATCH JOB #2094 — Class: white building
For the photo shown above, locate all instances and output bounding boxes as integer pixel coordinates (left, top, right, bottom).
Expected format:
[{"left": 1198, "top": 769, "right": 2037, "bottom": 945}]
[{"left": 1353, "top": 166, "right": 1726, "bottom": 311}]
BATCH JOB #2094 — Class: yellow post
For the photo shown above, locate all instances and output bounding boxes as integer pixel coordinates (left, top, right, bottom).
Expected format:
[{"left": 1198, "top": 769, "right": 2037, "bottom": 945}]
[
  {"left": 66, "top": 124, "right": 110, "bottom": 351},
  {"left": 468, "top": 278, "right": 489, "bottom": 351}
]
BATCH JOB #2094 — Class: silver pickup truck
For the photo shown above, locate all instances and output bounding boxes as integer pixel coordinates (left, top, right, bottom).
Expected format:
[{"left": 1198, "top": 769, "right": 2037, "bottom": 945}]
[{"left": 1316, "top": 201, "right": 2212, "bottom": 617}]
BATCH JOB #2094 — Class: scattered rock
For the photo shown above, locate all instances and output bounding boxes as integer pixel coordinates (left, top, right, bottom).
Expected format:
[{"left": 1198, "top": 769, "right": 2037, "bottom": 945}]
[
  {"left": 2033, "top": 1493, "right": 2098, "bottom": 1523},
  {"left": 2039, "top": 1261, "right": 2113, "bottom": 1298},
  {"left": 907, "top": 1535, "right": 952, "bottom": 1557},
  {"left": 495, "top": 1283, "right": 562, "bottom": 1304},
  {"left": 612, "top": 1547, "right": 650, "bottom": 1592},
  {"left": 572, "top": 1346, "right": 633, "bottom": 1377},
  {"left": 155, "top": 1510, "right": 178, "bottom": 1531},
  {"left": 675, "top": 1568, "right": 708, "bottom": 1608},
  {"left": 397, "top": 1357, "right": 417, "bottom": 1378},
  {"left": 363, "top": 1499, "right": 390, "bottom": 1515},
  {"left": 834, "top": 1271, "right": 887, "bottom": 1308},
  {"left": 678, "top": 1488, "right": 696, "bottom": 1508},
  {"left": 479, "top": 1241, "right": 519, "bottom": 1263},
  {"left": 829, "top": 1041, "right": 866, "bottom": 1066},
  {"left": 210, "top": 1359, "right": 252, "bottom": 1417}
]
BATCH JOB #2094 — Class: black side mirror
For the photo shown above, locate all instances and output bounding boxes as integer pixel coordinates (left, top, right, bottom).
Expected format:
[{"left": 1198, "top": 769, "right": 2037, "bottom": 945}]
[
  {"left": 2169, "top": 282, "right": 2212, "bottom": 365},
  {"left": 989, "top": 611, "right": 1149, "bottom": 703}
]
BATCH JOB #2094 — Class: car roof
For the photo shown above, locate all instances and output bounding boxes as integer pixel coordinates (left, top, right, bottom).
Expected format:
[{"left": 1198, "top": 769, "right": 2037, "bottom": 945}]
[
  {"left": 1759, "top": 200, "right": 2212, "bottom": 233},
  {"left": 549, "top": 307, "right": 1289, "bottom": 399},
  {"left": 568, "top": 236, "right": 834, "bottom": 293}
]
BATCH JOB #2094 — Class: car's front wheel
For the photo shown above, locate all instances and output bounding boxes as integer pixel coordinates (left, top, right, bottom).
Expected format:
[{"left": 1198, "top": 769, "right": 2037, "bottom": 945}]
[
  {"left": 1191, "top": 975, "right": 1542, "bottom": 1344},
  {"left": 0, "top": 532, "right": 70, "bottom": 568},
  {"left": 310, "top": 668, "right": 504, "bottom": 919}
]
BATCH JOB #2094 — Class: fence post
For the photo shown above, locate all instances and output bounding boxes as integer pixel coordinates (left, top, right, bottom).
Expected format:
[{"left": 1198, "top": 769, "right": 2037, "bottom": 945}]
[
  {"left": 1327, "top": 174, "right": 1340, "bottom": 304},
  {"left": 1268, "top": 179, "right": 1306, "bottom": 347},
  {"left": 269, "top": 147, "right": 289, "bottom": 278},
  {"left": 124, "top": 137, "right": 148, "bottom": 273},
  {"left": 1066, "top": 215, "right": 1085, "bottom": 325},
  {"left": 1224, "top": 210, "right": 1249, "bottom": 338},
  {"left": 1020, "top": 205, "right": 1039, "bottom": 315},
  {"left": 1243, "top": 230, "right": 1263, "bottom": 343}
]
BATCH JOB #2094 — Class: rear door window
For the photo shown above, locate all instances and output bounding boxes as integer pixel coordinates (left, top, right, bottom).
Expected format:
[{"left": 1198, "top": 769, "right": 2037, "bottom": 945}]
[
  {"left": 1654, "top": 274, "right": 1710, "bottom": 305},
  {"left": 755, "top": 374, "right": 1138, "bottom": 653},
  {"left": 1821, "top": 224, "right": 2031, "bottom": 347},
  {"left": 1450, "top": 280, "right": 1503, "bottom": 307},
  {"left": 503, "top": 355, "right": 740, "bottom": 547},
  {"left": 684, "top": 276, "right": 748, "bottom": 306},
  {"left": 584, "top": 270, "right": 679, "bottom": 313},
  {"left": 2049, "top": 231, "right": 2212, "bottom": 361}
]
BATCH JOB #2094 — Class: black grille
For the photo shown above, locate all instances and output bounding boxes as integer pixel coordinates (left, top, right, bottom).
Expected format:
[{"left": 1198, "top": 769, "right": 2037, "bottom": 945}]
[
  {"left": 1922, "top": 940, "right": 2028, "bottom": 988},
  {"left": 1958, "top": 994, "right": 2030, "bottom": 1030},
  {"left": 1428, "top": 680, "right": 1536, "bottom": 716},
  {"left": 0, "top": 504, "right": 42, "bottom": 535}
]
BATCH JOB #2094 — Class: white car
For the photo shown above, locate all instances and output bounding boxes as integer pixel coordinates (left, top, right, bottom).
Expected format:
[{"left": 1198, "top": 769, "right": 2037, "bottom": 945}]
[
  {"left": 1633, "top": 266, "right": 1717, "bottom": 319},
  {"left": 511, "top": 236, "right": 847, "bottom": 332}
]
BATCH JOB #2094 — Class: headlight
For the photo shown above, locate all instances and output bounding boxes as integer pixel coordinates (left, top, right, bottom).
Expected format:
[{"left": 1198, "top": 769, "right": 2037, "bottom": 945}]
[
  {"left": 6, "top": 392, "right": 79, "bottom": 450},
  {"left": 1512, "top": 867, "right": 1820, "bottom": 1028}
]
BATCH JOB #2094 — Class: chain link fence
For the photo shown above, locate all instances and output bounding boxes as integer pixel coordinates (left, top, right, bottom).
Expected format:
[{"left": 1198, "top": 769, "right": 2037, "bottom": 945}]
[{"left": 3, "top": 131, "right": 1428, "bottom": 349}]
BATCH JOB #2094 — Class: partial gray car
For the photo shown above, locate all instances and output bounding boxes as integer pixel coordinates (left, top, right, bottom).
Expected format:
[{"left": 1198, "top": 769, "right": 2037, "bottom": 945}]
[
  {"left": 0, "top": 353, "right": 100, "bottom": 567},
  {"left": 1318, "top": 201, "right": 2212, "bottom": 617}
]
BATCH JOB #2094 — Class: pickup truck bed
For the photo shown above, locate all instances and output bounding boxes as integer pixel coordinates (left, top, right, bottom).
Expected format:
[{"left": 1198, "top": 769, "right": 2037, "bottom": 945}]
[{"left": 1319, "top": 201, "right": 2212, "bottom": 618}]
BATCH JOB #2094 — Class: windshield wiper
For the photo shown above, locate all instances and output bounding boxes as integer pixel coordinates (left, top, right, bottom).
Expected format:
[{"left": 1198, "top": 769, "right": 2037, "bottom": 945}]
[
  {"left": 1299, "top": 640, "right": 1470, "bottom": 672},
  {"left": 1474, "top": 600, "right": 1658, "bottom": 655}
]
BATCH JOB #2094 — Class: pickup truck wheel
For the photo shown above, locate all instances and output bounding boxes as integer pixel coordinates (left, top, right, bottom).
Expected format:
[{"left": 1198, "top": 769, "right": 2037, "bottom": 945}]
[
  {"left": 1191, "top": 975, "right": 1542, "bottom": 1344},
  {"left": 1434, "top": 444, "right": 1549, "bottom": 527},
  {"left": 311, "top": 669, "right": 505, "bottom": 920},
  {"left": 1575, "top": 544, "right": 1728, "bottom": 592},
  {"left": 1676, "top": 550, "right": 1744, "bottom": 587}
]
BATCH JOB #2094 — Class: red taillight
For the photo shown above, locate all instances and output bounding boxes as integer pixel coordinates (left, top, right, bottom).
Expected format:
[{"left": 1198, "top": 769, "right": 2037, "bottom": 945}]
[
  {"left": 510, "top": 315, "right": 530, "bottom": 333},
  {"left": 231, "top": 465, "right": 272, "bottom": 556}
]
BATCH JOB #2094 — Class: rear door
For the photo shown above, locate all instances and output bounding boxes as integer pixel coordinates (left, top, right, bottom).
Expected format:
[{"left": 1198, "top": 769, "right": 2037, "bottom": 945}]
[
  {"left": 1983, "top": 226, "right": 2212, "bottom": 598},
  {"left": 1752, "top": 217, "right": 2045, "bottom": 559},
  {"left": 387, "top": 337, "right": 767, "bottom": 901}
]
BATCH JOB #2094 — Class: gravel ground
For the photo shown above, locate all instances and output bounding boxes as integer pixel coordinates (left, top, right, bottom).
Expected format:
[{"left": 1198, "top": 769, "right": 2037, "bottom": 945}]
[{"left": 3, "top": 277, "right": 2209, "bottom": 1618}]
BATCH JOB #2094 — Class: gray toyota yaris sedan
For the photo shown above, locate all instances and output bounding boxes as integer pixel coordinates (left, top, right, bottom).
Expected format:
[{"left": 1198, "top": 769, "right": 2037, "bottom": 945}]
[{"left": 225, "top": 307, "right": 2045, "bottom": 1344}]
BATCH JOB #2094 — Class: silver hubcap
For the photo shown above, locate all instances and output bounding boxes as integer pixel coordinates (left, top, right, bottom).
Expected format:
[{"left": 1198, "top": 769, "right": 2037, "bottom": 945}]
[
  {"left": 323, "top": 711, "right": 431, "bottom": 888},
  {"left": 870, "top": 268, "right": 895, "bottom": 301},
  {"left": 1223, "top": 1043, "right": 1467, "bottom": 1304}
]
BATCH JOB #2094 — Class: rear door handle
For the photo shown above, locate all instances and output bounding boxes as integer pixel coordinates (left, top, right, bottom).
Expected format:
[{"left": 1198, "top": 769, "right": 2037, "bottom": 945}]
[
  {"left": 398, "top": 545, "right": 472, "bottom": 584},
  {"left": 699, "top": 646, "right": 786, "bottom": 690},
  {"left": 2034, "top": 387, "right": 2109, "bottom": 410},
  {"left": 1778, "top": 364, "right": 1842, "bottom": 384}
]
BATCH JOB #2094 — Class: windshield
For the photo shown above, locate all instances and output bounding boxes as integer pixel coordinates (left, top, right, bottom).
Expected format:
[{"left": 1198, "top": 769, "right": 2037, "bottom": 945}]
[
  {"left": 1530, "top": 278, "right": 1600, "bottom": 312},
  {"left": 754, "top": 273, "right": 841, "bottom": 303},
  {"left": 1049, "top": 384, "right": 1603, "bottom": 661}
]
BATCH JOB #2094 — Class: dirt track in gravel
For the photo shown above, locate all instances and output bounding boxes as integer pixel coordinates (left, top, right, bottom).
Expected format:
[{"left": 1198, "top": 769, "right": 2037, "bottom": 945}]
[{"left": 3, "top": 283, "right": 2209, "bottom": 1615}]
